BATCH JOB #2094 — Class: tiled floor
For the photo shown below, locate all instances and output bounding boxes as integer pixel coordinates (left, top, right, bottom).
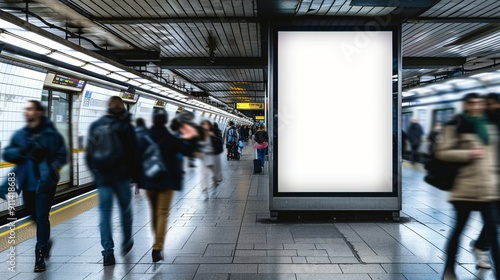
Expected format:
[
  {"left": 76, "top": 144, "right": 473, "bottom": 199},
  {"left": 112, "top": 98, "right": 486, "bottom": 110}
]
[{"left": 1, "top": 146, "right": 495, "bottom": 279}]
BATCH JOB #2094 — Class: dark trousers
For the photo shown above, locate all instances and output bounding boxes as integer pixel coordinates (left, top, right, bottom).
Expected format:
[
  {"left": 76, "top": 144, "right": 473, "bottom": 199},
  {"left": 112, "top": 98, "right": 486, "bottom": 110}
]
[
  {"left": 23, "top": 188, "right": 56, "bottom": 251},
  {"left": 410, "top": 144, "right": 420, "bottom": 163},
  {"left": 445, "top": 201, "right": 500, "bottom": 277}
]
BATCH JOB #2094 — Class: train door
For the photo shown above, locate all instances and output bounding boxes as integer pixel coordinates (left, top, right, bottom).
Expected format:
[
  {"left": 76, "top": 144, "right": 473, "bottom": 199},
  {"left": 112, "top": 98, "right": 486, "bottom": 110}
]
[{"left": 41, "top": 89, "right": 72, "bottom": 187}]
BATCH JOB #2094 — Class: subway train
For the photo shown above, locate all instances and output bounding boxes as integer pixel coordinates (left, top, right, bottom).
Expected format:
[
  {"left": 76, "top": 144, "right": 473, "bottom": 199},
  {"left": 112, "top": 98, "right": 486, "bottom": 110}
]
[
  {"left": 402, "top": 67, "right": 500, "bottom": 162},
  {"left": 0, "top": 58, "right": 251, "bottom": 225}
]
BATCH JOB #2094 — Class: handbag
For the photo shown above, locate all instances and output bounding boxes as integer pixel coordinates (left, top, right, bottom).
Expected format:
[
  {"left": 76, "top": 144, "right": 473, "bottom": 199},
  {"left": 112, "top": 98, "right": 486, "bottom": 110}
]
[
  {"left": 142, "top": 135, "right": 167, "bottom": 179},
  {"left": 424, "top": 156, "right": 464, "bottom": 191}
]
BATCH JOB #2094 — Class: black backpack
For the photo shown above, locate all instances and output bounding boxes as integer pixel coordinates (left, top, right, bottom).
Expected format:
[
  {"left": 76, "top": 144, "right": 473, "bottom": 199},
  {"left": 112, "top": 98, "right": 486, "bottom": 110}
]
[
  {"left": 255, "top": 131, "right": 267, "bottom": 144},
  {"left": 142, "top": 135, "right": 167, "bottom": 179},
  {"left": 211, "top": 135, "right": 224, "bottom": 155},
  {"left": 89, "top": 121, "right": 123, "bottom": 171},
  {"left": 423, "top": 117, "right": 466, "bottom": 191}
]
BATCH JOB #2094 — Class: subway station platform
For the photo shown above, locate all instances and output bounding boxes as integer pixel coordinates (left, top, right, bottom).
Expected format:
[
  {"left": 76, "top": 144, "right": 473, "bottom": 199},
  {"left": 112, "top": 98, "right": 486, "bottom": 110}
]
[{"left": 0, "top": 146, "right": 494, "bottom": 280}]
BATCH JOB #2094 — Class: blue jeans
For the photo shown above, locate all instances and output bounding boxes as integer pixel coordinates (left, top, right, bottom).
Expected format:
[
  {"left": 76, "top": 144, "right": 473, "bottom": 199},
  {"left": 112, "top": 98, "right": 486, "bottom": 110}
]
[
  {"left": 97, "top": 180, "right": 133, "bottom": 256},
  {"left": 23, "top": 188, "right": 56, "bottom": 251},
  {"left": 257, "top": 148, "right": 266, "bottom": 168}
]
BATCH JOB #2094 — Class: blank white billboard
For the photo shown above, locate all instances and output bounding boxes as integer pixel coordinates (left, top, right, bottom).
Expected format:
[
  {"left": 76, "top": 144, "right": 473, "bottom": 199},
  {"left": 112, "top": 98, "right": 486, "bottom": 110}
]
[{"left": 277, "top": 31, "right": 393, "bottom": 193}]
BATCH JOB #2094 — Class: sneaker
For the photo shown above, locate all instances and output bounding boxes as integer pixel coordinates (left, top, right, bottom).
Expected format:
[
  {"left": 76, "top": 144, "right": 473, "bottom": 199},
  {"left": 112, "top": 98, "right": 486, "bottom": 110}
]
[
  {"left": 470, "top": 241, "right": 492, "bottom": 269},
  {"left": 103, "top": 254, "right": 115, "bottom": 266}
]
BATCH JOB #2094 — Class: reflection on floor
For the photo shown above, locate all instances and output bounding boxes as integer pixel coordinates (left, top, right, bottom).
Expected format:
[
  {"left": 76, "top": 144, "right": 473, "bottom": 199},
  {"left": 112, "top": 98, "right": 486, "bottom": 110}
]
[{"left": 1, "top": 149, "right": 492, "bottom": 279}]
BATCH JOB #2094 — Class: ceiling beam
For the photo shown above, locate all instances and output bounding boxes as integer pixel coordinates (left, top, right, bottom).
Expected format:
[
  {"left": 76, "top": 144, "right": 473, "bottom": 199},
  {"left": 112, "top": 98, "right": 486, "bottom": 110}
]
[
  {"left": 194, "top": 81, "right": 266, "bottom": 84},
  {"left": 159, "top": 57, "right": 267, "bottom": 69},
  {"left": 403, "top": 57, "right": 466, "bottom": 69},
  {"left": 406, "top": 17, "right": 500, "bottom": 23},
  {"left": 92, "top": 17, "right": 262, "bottom": 24}
]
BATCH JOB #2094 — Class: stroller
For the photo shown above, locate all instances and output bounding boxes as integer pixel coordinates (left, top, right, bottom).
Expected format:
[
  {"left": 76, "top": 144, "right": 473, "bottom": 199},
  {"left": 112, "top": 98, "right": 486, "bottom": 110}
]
[{"left": 227, "top": 142, "right": 240, "bottom": 160}]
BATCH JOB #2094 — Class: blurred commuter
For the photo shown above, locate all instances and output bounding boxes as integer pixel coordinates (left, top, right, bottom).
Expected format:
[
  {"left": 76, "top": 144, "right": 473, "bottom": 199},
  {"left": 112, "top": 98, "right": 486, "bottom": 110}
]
[
  {"left": 199, "top": 120, "right": 223, "bottom": 196},
  {"left": 86, "top": 96, "right": 139, "bottom": 266},
  {"left": 253, "top": 124, "right": 269, "bottom": 173},
  {"left": 134, "top": 118, "right": 148, "bottom": 194},
  {"left": 135, "top": 117, "right": 148, "bottom": 139},
  {"left": 137, "top": 109, "right": 199, "bottom": 262},
  {"left": 407, "top": 118, "right": 424, "bottom": 163},
  {"left": 212, "top": 122, "right": 223, "bottom": 183},
  {"left": 468, "top": 92, "right": 500, "bottom": 269},
  {"left": 427, "top": 122, "right": 442, "bottom": 155},
  {"left": 486, "top": 93, "right": 500, "bottom": 124},
  {"left": 1, "top": 100, "right": 67, "bottom": 272},
  {"left": 224, "top": 121, "right": 239, "bottom": 157},
  {"left": 436, "top": 93, "right": 500, "bottom": 279}
]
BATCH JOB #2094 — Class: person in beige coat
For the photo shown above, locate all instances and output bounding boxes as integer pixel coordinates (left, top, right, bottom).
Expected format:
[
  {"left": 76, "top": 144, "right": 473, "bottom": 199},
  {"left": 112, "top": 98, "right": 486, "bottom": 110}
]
[{"left": 435, "top": 93, "right": 500, "bottom": 280}]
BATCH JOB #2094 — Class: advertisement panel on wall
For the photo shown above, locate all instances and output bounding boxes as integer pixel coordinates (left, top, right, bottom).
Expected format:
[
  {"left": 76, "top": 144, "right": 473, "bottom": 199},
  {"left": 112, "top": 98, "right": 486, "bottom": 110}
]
[
  {"left": 277, "top": 31, "right": 393, "bottom": 193},
  {"left": 269, "top": 22, "right": 401, "bottom": 215}
]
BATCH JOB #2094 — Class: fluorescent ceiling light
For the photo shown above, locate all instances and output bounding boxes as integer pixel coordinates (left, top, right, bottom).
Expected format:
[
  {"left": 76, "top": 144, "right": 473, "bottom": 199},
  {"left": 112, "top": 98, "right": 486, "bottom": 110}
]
[
  {"left": 93, "top": 62, "right": 123, "bottom": 72},
  {"left": 136, "top": 78, "right": 155, "bottom": 84},
  {"left": 59, "top": 50, "right": 100, "bottom": 62},
  {"left": 117, "top": 71, "right": 141, "bottom": 79},
  {"left": 0, "top": 33, "right": 50, "bottom": 55},
  {"left": 107, "top": 73, "right": 129, "bottom": 82},
  {"left": 82, "top": 63, "right": 111, "bottom": 76},
  {"left": 127, "top": 80, "right": 142, "bottom": 87},
  {"left": 48, "top": 52, "right": 84, "bottom": 67}
]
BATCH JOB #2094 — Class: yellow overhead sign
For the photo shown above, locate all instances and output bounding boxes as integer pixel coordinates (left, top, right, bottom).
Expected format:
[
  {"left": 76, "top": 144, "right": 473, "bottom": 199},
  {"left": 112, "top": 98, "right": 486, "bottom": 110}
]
[
  {"left": 236, "top": 103, "right": 265, "bottom": 110},
  {"left": 255, "top": 116, "right": 265, "bottom": 120}
]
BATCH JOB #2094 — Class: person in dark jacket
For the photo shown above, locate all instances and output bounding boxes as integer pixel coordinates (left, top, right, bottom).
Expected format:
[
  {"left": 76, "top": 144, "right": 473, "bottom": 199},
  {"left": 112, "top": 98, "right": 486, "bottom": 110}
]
[
  {"left": 137, "top": 109, "right": 199, "bottom": 262},
  {"left": 85, "top": 96, "right": 139, "bottom": 266},
  {"left": 135, "top": 117, "right": 148, "bottom": 140},
  {"left": 407, "top": 118, "right": 424, "bottom": 163},
  {"left": 2, "top": 100, "right": 67, "bottom": 272},
  {"left": 212, "top": 122, "right": 223, "bottom": 184}
]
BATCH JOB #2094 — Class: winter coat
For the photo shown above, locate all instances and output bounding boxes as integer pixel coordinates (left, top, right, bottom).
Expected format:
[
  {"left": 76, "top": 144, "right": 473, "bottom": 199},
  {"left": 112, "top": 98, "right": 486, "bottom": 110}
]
[
  {"left": 407, "top": 123, "right": 423, "bottom": 147},
  {"left": 137, "top": 125, "right": 197, "bottom": 191},
  {"left": 435, "top": 116, "right": 499, "bottom": 202},
  {"left": 85, "top": 109, "right": 140, "bottom": 185},
  {"left": 2, "top": 117, "right": 67, "bottom": 194}
]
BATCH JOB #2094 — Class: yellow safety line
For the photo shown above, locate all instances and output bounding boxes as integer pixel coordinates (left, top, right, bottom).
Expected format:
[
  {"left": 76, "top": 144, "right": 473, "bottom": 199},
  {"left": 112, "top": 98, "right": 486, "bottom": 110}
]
[
  {"left": 0, "top": 162, "right": 15, "bottom": 168},
  {"left": 0, "top": 193, "right": 98, "bottom": 237}
]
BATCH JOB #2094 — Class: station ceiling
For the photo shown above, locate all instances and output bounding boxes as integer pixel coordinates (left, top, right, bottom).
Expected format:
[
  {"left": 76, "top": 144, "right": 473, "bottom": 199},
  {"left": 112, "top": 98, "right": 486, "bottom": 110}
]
[{"left": 1, "top": 0, "right": 499, "bottom": 112}]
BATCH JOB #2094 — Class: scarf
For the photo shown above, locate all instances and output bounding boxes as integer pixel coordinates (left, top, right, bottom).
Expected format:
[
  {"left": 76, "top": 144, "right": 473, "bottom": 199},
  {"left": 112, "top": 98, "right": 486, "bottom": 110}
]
[{"left": 462, "top": 113, "right": 489, "bottom": 145}]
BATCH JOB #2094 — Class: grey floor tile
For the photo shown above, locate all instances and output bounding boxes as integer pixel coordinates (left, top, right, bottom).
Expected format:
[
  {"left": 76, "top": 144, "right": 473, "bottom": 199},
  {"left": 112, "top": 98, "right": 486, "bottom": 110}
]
[
  {"left": 229, "top": 274, "right": 296, "bottom": 280},
  {"left": 296, "top": 274, "right": 371, "bottom": 280},
  {"left": 197, "top": 264, "right": 258, "bottom": 274},
  {"left": 193, "top": 273, "right": 229, "bottom": 280},
  {"left": 381, "top": 264, "right": 437, "bottom": 274},
  {"left": 258, "top": 264, "right": 341, "bottom": 274},
  {"left": 122, "top": 273, "right": 195, "bottom": 280},
  {"left": 173, "top": 256, "right": 232, "bottom": 263},
  {"left": 233, "top": 256, "right": 292, "bottom": 264},
  {"left": 367, "top": 274, "right": 407, "bottom": 280}
]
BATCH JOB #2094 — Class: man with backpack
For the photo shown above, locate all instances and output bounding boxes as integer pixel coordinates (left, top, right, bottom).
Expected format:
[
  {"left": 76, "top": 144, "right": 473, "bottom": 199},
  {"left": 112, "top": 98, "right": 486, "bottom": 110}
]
[
  {"left": 2, "top": 100, "right": 67, "bottom": 272},
  {"left": 85, "top": 96, "right": 139, "bottom": 266},
  {"left": 224, "top": 121, "right": 239, "bottom": 158}
]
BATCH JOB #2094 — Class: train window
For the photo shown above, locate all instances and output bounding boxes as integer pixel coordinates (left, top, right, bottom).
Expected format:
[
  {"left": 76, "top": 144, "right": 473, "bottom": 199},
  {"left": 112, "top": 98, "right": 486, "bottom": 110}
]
[
  {"left": 402, "top": 112, "right": 413, "bottom": 132},
  {"left": 432, "top": 108, "right": 455, "bottom": 127}
]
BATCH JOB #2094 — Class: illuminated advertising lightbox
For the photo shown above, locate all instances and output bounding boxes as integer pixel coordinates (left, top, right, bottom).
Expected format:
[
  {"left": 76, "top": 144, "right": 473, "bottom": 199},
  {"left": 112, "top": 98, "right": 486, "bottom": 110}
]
[{"left": 277, "top": 31, "right": 393, "bottom": 193}]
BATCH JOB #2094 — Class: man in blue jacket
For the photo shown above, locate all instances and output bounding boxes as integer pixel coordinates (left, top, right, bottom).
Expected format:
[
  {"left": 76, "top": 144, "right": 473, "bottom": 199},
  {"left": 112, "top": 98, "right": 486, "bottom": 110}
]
[
  {"left": 85, "top": 96, "right": 139, "bottom": 266},
  {"left": 2, "top": 100, "right": 67, "bottom": 272}
]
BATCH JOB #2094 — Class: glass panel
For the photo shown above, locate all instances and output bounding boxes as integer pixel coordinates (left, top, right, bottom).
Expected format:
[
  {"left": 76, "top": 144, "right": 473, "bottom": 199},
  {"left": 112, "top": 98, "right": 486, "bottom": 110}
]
[
  {"left": 50, "top": 91, "right": 71, "bottom": 184},
  {"left": 41, "top": 90, "right": 49, "bottom": 118}
]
